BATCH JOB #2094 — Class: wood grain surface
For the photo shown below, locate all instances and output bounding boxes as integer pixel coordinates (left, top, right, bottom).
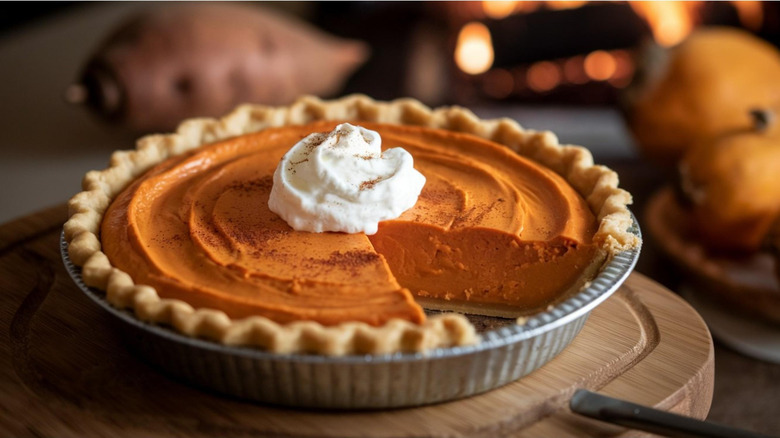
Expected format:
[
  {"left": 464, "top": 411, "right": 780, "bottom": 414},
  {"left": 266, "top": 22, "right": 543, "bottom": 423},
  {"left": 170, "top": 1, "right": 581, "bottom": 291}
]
[{"left": 0, "top": 204, "right": 714, "bottom": 437}]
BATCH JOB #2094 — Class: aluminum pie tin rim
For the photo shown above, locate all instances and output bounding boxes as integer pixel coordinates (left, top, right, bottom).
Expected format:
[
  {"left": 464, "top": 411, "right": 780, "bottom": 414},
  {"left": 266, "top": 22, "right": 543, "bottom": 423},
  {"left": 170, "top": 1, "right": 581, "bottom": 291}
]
[{"left": 60, "top": 213, "right": 641, "bottom": 365}]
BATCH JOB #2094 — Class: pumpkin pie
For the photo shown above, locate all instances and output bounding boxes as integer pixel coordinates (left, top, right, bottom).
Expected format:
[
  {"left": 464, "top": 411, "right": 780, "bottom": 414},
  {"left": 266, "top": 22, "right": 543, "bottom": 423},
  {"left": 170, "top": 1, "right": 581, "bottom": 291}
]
[
  {"left": 647, "top": 187, "right": 780, "bottom": 324},
  {"left": 64, "top": 95, "right": 639, "bottom": 355}
]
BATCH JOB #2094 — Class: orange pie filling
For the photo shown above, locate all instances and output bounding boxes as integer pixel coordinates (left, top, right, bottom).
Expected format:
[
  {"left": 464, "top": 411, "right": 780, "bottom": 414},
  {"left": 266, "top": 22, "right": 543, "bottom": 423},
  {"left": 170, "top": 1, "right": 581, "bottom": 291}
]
[{"left": 100, "top": 121, "right": 602, "bottom": 327}]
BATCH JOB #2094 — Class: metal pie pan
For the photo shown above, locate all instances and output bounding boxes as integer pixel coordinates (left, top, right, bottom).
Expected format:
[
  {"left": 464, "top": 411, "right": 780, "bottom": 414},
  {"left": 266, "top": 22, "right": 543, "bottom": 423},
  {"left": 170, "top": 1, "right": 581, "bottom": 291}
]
[{"left": 60, "top": 216, "right": 640, "bottom": 409}]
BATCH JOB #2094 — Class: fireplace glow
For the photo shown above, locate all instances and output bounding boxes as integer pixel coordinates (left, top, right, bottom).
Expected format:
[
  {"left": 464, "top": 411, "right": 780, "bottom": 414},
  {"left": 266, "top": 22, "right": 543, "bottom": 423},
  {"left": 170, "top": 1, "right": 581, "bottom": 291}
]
[
  {"left": 481, "top": 1, "right": 588, "bottom": 17},
  {"left": 584, "top": 50, "right": 617, "bottom": 81},
  {"left": 482, "top": 1, "right": 518, "bottom": 19},
  {"left": 482, "top": 68, "right": 515, "bottom": 98},
  {"left": 563, "top": 56, "right": 588, "bottom": 85},
  {"left": 608, "top": 50, "right": 634, "bottom": 88},
  {"left": 527, "top": 61, "right": 561, "bottom": 92},
  {"left": 467, "top": 1, "right": 767, "bottom": 50},
  {"left": 455, "top": 22, "right": 494, "bottom": 75},
  {"left": 546, "top": 1, "right": 589, "bottom": 11},
  {"left": 453, "top": 1, "right": 768, "bottom": 100}
]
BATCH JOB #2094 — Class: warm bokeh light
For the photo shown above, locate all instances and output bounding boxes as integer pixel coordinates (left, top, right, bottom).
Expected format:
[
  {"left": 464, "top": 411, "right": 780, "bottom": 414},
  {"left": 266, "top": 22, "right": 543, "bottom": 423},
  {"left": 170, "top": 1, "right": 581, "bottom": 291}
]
[
  {"left": 455, "top": 22, "right": 495, "bottom": 75},
  {"left": 609, "top": 50, "right": 634, "bottom": 87},
  {"left": 611, "top": 50, "right": 634, "bottom": 77},
  {"left": 512, "top": 69, "right": 527, "bottom": 92},
  {"left": 563, "top": 55, "right": 588, "bottom": 84},
  {"left": 462, "top": 1, "right": 765, "bottom": 96},
  {"left": 475, "top": 1, "right": 763, "bottom": 38},
  {"left": 731, "top": 1, "right": 763, "bottom": 31},
  {"left": 629, "top": 1, "right": 702, "bottom": 47},
  {"left": 546, "top": 1, "right": 588, "bottom": 11},
  {"left": 513, "top": 1, "right": 542, "bottom": 13},
  {"left": 526, "top": 61, "right": 561, "bottom": 92},
  {"left": 584, "top": 50, "right": 617, "bottom": 81},
  {"left": 480, "top": 1, "right": 586, "bottom": 16},
  {"left": 482, "top": 68, "right": 515, "bottom": 98},
  {"left": 482, "top": 1, "right": 517, "bottom": 19}
]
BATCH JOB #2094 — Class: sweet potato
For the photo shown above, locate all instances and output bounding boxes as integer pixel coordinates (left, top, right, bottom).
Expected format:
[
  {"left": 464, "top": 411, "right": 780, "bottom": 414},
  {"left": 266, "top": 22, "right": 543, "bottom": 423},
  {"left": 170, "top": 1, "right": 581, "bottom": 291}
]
[{"left": 71, "top": 4, "right": 369, "bottom": 132}]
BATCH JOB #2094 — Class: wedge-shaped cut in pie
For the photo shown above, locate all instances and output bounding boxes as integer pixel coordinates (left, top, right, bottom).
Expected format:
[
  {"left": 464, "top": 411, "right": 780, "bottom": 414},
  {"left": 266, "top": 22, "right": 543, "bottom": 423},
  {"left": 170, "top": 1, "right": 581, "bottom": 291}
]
[{"left": 64, "top": 95, "right": 639, "bottom": 355}]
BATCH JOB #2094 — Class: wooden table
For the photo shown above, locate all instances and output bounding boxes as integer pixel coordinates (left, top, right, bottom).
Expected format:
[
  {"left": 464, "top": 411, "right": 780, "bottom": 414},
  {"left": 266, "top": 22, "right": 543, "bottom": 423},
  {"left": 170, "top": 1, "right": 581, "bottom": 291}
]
[{"left": 0, "top": 204, "right": 729, "bottom": 437}]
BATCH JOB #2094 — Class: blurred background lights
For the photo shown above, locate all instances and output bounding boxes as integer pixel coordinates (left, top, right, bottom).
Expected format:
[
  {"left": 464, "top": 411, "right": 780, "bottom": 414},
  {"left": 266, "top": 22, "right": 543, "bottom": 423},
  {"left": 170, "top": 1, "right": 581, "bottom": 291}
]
[{"left": 455, "top": 22, "right": 494, "bottom": 75}]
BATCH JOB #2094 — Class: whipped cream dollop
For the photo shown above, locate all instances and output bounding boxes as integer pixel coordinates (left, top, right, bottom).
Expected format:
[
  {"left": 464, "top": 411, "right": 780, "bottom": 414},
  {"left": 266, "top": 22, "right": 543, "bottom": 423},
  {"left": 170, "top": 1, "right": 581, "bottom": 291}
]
[{"left": 268, "top": 123, "right": 426, "bottom": 234}]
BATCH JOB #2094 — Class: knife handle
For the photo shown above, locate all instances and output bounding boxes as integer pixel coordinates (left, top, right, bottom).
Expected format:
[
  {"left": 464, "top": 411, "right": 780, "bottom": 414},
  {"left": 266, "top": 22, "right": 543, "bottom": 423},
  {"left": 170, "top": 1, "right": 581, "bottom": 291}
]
[{"left": 570, "top": 389, "right": 775, "bottom": 438}]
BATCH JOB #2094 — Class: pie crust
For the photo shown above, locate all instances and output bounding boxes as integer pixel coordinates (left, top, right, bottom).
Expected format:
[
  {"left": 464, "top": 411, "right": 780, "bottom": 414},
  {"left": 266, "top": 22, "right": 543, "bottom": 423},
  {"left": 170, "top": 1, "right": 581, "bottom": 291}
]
[{"left": 64, "top": 95, "right": 640, "bottom": 355}]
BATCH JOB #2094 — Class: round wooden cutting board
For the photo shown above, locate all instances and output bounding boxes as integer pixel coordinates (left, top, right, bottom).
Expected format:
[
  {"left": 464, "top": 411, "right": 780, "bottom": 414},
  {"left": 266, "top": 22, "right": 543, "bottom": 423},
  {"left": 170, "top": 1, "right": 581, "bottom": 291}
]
[{"left": 0, "top": 205, "right": 714, "bottom": 437}]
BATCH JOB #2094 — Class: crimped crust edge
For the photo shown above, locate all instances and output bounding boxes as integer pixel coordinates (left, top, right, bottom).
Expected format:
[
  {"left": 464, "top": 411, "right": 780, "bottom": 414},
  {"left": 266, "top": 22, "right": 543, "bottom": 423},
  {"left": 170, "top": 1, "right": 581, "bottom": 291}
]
[{"left": 64, "top": 94, "right": 639, "bottom": 356}]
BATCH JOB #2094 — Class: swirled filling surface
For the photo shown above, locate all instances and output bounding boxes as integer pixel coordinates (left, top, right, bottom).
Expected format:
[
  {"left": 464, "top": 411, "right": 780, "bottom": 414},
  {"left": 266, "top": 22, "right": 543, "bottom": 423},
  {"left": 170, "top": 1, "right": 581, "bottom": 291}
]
[{"left": 101, "top": 121, "right": 601, "bottom": 326}]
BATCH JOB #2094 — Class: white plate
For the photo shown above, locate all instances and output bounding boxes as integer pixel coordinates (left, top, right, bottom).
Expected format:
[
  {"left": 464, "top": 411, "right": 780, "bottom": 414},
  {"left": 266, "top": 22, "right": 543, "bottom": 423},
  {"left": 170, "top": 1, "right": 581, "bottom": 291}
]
[{"left": 681, "top": 285, "right": 780, "bottom": 364}]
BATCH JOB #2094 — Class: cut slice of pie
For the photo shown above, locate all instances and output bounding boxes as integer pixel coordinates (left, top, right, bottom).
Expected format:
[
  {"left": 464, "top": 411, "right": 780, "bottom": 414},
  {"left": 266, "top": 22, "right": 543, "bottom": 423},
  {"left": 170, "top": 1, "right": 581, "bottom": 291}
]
[{"left": 64, "top": 95, "right": 640, "bottom": 355}]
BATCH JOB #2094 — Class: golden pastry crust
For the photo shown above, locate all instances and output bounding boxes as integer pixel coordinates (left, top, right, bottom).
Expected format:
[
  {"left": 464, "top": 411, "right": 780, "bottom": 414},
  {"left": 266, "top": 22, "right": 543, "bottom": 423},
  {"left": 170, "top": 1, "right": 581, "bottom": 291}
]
[{"left": 64, "top": 94, "right": 639, "bottom": 355}]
